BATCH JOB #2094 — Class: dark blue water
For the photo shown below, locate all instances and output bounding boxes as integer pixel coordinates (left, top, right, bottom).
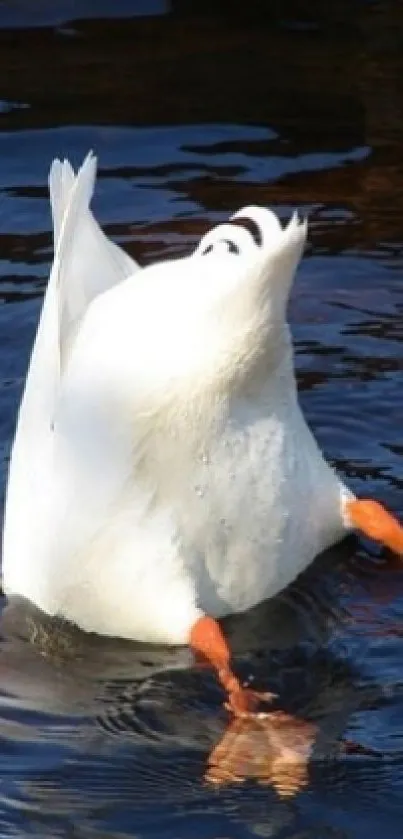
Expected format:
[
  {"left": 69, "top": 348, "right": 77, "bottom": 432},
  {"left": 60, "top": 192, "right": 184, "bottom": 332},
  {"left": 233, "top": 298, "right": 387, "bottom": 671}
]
[{"left": 0, "top": 1, "right": 402, "bottom": 836}]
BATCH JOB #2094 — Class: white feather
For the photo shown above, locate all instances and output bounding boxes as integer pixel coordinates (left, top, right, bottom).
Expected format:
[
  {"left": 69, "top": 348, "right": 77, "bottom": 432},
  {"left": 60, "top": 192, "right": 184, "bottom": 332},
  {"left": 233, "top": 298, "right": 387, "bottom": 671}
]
[{"left": 50, "top": 152, "right": 139, "bottom": 368}]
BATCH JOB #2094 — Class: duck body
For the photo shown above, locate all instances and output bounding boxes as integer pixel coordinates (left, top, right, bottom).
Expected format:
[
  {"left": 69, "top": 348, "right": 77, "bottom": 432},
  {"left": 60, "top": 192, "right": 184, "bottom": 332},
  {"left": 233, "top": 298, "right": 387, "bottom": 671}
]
[{"left": 3, "top": 154, "right": 352, "bottom": 646}]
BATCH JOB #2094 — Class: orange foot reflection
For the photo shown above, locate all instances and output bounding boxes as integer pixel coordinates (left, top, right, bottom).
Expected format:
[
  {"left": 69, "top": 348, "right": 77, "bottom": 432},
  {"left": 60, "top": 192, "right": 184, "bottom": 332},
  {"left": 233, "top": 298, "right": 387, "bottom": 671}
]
[{"left": 205, "top": 710, "right": 317, "bottom": 798}]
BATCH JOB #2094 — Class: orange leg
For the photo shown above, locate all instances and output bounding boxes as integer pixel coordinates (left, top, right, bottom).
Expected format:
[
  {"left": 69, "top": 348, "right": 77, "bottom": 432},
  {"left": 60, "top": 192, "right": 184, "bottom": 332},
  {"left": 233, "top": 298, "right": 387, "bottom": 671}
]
[
  {"left": 346, "top": 498, "right": 403, "bottom": 555},
  {"left": 189, "top": 615, "right": 274, "bottom": 717}
]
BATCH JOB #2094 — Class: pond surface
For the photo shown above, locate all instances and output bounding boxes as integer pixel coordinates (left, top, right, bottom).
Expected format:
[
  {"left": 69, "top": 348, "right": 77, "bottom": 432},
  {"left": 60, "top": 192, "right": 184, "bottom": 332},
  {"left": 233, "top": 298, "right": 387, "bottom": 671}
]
[{"left": 0, "top": 1, "right": 402, "bottom": 836}]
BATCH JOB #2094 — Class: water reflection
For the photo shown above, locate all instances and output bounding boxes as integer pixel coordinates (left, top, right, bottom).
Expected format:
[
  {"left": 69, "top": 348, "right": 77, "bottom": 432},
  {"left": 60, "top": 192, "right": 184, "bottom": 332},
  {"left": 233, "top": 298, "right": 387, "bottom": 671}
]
[{"left": 0, "top": 0, "right": 402, "bottom": 836}]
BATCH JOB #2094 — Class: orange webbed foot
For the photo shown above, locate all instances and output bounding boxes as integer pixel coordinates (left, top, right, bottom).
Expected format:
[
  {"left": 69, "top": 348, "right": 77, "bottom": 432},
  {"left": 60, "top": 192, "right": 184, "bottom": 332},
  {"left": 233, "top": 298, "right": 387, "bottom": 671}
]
[
  {"left": 346, "top": 497, "right": 403, "bottom": 556},
  {"left": 190, "top": 615, "right": 317, "bottom": 795},
  {"left": 224, "top": 686, "right": 277, "bottom": 718},
  {"left": 205, "top": 709, "right": 317, "bottom": 796},
  {"left": 190, "top": 615, "right": 275, "bottom": 715}
]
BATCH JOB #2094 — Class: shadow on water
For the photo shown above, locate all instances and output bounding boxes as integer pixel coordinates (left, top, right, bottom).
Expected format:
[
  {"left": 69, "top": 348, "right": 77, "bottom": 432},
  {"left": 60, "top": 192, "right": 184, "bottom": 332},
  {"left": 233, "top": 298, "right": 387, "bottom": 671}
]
[{"left": 0, "top": 0, "right": 402, "bottom": 836}]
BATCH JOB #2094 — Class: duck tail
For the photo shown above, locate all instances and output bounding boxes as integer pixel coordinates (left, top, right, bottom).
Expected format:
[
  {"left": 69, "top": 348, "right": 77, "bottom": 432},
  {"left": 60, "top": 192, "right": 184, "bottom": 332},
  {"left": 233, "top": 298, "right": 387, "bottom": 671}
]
[
  {"left": 50, "top": 153, "right": 139, "bottom": 371},
  {"left": 48, "top": 156, "right": 76, "bottom": 249}
]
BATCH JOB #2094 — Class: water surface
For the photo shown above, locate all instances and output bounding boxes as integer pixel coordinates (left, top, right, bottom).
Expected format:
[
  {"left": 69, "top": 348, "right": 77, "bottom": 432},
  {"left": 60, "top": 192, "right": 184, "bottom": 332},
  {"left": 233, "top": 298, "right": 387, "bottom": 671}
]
[{"left": 0, "top": 1, "right": 402, "bottom": 837}]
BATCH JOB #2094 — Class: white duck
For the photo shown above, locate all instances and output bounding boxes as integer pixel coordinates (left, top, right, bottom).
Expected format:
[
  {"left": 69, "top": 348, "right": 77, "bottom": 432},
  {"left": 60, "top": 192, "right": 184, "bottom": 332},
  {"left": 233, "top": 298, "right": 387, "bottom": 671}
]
[{"left": 3, "top": 153, "right": 403, "bottom": 714}]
